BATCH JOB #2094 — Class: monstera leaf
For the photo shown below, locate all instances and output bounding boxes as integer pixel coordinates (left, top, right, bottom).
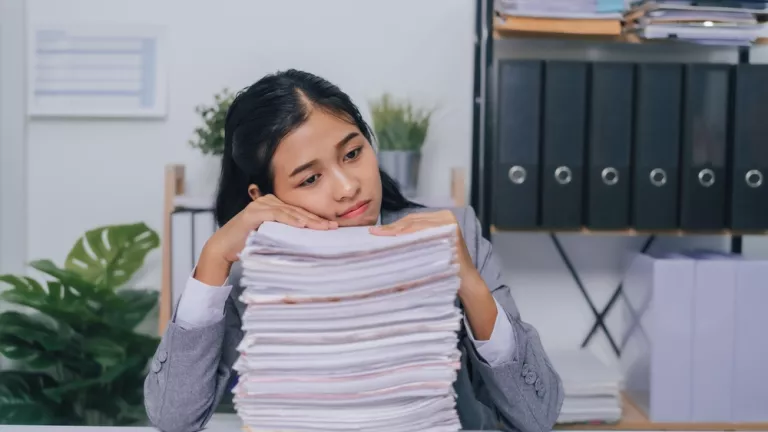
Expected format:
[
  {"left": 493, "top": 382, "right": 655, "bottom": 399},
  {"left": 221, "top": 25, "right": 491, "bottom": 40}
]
[
  {"left": 0, "top": 274, "right": 101, "bottom": 328},
  {"left": 99, "top": 289, "right": 159, "bottom": 330},
  {"left": 64, "top": 223, "right": 159, "bottom": 289},
  {"left": 0, "top": 311, "right": 73, "bottom": 368},
  {"left": 0, "top": 372, "right": 62, "bottom": 425}
]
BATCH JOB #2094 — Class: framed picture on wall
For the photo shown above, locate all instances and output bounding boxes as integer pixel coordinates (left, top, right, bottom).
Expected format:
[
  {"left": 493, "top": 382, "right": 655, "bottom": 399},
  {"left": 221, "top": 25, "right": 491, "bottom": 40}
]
[{"left": 26, "top": 23, "right": 168, "bottom": 118}]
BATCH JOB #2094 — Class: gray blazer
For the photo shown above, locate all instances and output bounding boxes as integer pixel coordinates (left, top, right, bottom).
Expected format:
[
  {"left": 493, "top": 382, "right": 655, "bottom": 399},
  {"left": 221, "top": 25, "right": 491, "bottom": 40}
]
[{"left": 144, "top": 205, "right": 564, "bottom": 432}]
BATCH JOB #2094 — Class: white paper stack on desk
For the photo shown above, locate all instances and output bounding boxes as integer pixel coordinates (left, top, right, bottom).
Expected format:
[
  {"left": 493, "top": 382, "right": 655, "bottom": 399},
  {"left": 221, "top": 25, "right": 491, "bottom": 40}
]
[
  {"left": 232, "top": 221, "right": 463, "bottom": 432},
  {"left": 550, "top": 350, "right": 623, "bottom": 425}
]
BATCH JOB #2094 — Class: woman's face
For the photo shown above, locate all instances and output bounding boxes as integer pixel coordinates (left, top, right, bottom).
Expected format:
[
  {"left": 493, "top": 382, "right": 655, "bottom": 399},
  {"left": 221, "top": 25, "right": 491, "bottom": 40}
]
[{"left": 268, "top": 109, "right": 383, "bottom": 227}]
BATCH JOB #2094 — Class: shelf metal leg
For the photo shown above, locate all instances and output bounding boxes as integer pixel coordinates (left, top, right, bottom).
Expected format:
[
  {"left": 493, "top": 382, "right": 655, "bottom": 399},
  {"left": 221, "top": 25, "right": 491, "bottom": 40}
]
[
  {"left": 739, "top": 45, "right": 751, "bottom": 64},
  {"left": 620, "top": 285, "right": 651, "bottom": 352},
  {"left": 731, "top": 235, "right": 742, "bottom": 254},
  {"left": 581, "top": 235, "right": 656, "bottom": 353},
  {"left": 549, "top": 233, "right": 621, "bottom": 356}
]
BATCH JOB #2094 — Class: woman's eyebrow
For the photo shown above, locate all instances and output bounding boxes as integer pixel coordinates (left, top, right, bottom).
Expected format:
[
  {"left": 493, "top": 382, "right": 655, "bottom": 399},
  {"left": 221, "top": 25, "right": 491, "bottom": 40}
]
[
  {"left": 289, "top": 160, "right": 317, "bottom": 178},
  {"left": 335, "top": 132, "right": 359, "bottom": 148}
]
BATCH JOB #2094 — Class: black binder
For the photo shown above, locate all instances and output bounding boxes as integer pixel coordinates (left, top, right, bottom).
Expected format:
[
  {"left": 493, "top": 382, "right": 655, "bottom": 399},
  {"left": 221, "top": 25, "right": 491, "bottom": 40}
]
[
  {"left": 586, "top": 63, "right": 634, "bottom": 230},
  {"left": 632, "top": 63, "right": 683, "bottom": 230},
  {"left": 731, "top": 64, "right": 768, "bottom": 231},
  {"left": 540, "top": 61, "right": 588, "bottom": 229},
  {"left": 493, "top": 60, "right": 543, "bottom": 230},
  {"left": 679, "top": 64, "right": 730, "bottom": 230}
]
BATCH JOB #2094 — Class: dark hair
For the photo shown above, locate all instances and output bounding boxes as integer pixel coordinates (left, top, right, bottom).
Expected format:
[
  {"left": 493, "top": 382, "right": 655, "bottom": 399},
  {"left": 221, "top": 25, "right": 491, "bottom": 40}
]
[{"left": 214, "top": 69, "right": 421, "bottom": 227}]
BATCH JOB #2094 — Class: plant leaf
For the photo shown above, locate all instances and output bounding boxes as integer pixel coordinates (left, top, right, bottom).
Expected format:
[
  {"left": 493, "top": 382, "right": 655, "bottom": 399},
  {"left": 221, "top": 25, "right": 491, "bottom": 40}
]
[
  {"left": 0, "top": 312, "right": 72, "bottom": 369},
  {"left": 64, "top": 223, "right": 159, "bottom": 290},
  {"left": 43, "top": 357, "right": 141, "bottom": 402},
  {"left": 100, "top": 289, "right": 158, "bottom": 330},
  {"left": 0, "top": 371, "right": 60, "bottom": 425},
  {"left": 82, "top": 337, "right": 126, "bottom": 369},
  {"left": 189, "top": 88, "right": 233, "bottom": 156},
  {"left": 28, "top": 261, "right": 102, "bottom": 298},
  {"left": 0, "top": 275, "right": 101, "bottom": 328},
  {"left": 370, "top": 94, "right": 431, "bottom": 151}
]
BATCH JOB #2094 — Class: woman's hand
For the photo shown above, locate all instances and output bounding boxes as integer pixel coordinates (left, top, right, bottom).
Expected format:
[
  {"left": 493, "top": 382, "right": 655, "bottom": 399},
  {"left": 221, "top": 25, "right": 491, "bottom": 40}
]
[
  {"left": 196, "top": 194, "right": 336, "bottom": 286},
  {"left": 369, "top": 210, "right": 479, "bottom": 284},
  {"left": 370, "top": 210, "right": 498, "bottom": 340}
]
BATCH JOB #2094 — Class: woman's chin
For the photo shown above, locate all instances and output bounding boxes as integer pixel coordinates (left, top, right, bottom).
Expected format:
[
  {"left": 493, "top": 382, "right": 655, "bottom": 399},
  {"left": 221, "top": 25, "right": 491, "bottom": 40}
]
[{"left": 335, "top": 213, "right": 378, "bottom": 228}]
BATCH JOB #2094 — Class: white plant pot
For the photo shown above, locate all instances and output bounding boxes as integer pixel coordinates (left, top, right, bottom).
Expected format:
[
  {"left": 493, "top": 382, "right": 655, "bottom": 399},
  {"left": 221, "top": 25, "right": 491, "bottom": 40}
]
[{"left": 378, "top": 150, "right": 421, "bottom": 197}]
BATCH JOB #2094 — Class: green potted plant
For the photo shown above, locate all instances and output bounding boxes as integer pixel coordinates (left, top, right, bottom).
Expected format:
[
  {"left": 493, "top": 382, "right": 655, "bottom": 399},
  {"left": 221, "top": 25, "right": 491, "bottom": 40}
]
[
  {"left": 370, "top": 94, "right": 433, "bottom": 197},
  {"left": 0, "top": 222, "right": 161, "bottom": 426},
  {"left": 188, "top": 88, "right": 235, "bottom": 200},
  {"left": 189, "top": 88, "right": 235, "bottom": 157}
]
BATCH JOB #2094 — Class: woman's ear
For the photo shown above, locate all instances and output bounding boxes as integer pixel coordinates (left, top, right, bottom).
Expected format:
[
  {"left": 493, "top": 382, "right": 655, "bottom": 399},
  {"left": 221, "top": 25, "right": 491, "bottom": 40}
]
[{"left": 247, "top": 184, "right": 261, "bottom": 201}]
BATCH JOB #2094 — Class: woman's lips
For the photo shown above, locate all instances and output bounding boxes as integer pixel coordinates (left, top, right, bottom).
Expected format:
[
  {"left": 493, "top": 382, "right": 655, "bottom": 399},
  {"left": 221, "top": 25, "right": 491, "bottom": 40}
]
[{"left": 339, "top": 201, "right": 370, "bottom": 219}]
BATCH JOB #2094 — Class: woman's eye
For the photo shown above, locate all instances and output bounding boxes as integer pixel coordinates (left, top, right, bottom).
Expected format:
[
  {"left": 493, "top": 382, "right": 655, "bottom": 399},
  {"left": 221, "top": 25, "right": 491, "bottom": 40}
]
[
  {"left": 344, "top": 147, "right": 361, "bottom": 161},
  {"left": 300, "top": 174, "right": 319, "bottom": 187}
]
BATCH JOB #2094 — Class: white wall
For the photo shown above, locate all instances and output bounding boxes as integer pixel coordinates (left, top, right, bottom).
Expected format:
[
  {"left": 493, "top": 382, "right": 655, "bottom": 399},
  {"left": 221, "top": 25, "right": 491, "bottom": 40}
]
[
  {"left": 0, "top": 0, "right": 27, "bottom": 276},
  {"left": 0, "top": 0, "right": 27, "bottom": 371},
  {"left": 3, "top": 0, "right": 767, "bottom": 371}
]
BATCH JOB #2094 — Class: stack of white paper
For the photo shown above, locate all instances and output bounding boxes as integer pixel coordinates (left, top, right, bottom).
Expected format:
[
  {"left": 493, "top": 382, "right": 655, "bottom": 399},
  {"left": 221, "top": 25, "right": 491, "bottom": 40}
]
[
  {"left": 550, "top": 350, "right": 623, "bottom": 425},
  {"left": 625, "top": 0, "right": 768, "bottom": 45},
  {"left": 232, "top": 222, "right": 463, "bottom": 432}
]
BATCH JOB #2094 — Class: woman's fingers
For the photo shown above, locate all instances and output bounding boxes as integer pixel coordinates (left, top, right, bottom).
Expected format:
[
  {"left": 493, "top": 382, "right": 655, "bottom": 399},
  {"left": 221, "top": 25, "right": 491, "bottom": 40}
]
[
  {"left": 370, "top": 220, "right": 419, "bottom": 236},
  {"left": 283, "top": 206, "right": 337, "bottom": 230},
  {"left": 251, "top": 195, "right": 337, "bottom": 230},
  {"left": 370, "top": 212, "right": 457, "bottom": 236},
  {"left": 270, "top": 209, "right": 308, "bottom": 228},
  {"left": 368, "top": 220, "right": 403, "bottom": 236}
]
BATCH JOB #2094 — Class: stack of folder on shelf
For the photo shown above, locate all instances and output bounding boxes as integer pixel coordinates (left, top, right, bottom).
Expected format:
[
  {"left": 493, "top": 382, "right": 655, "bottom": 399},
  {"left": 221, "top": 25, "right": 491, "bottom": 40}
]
[
  {"left": 550, "top": 350, "right": 623, "bottom": 425},
  {"left": 625, "top": 0, "right": 768, "bottom": 45},
  {"left": 494, "top": 0, "right": 625, "bottom": 36},
  {"left": 231, "top": 222, "right": 463, "bottom": 432},
  {"left": 622, "top": 251, "right": 768, "bottom": 422}
]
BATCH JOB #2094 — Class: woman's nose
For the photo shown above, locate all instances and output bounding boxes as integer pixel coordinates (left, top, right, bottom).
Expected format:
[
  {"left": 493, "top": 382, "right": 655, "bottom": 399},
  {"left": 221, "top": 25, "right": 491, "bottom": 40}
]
[{"left": 330, "top": 167, "right": 360, "bottom": 200}]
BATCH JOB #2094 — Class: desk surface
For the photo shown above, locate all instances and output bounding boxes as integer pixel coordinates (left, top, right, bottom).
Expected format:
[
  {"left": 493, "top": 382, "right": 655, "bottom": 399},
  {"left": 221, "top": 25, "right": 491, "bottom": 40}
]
[
  {"left": 0, "top": 414, "right": 501, "bottom": 431},
  {"left": 2, "top": 414, "right": 737, "bottom": 432},
  {"left": 0, "top": 414, "right": 240, "bottom": 432},
  {"left": 0, "top": 414, "right": 502, "bottom": 431}
]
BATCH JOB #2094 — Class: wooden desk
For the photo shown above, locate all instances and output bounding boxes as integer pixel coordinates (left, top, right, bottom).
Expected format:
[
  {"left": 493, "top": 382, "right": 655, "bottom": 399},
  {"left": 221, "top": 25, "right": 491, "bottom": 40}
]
[
  {"left": 0, "top": 414, "right": 242, "bottom": 431},
  {"left": 0, "top": 412, "right": 500, "bottom": 432},
  {"left": 558, "top": 394, "right": 768, "bottom": 431}
]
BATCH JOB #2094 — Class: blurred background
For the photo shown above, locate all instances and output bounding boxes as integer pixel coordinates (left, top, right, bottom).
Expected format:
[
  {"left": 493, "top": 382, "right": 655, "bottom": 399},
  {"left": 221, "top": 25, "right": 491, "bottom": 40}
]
[{"left": 2, "top": 0, "right": 768, "bottom": 429}]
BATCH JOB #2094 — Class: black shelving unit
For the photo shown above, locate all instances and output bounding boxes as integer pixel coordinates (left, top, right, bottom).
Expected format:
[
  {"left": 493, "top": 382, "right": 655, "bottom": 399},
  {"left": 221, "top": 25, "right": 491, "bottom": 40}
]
[{"left": 470, "top": 0, "right": 752, "bottom": 357}]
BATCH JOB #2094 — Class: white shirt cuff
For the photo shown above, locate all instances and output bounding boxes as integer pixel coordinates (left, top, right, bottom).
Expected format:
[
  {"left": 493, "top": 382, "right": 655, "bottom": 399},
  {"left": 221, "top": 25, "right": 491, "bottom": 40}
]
[
  {"left": 174, "top": 274, "right": 233, "bottom": 329},
  {"left": 464, "top": 297, "right": 516, "bottom": 367}
]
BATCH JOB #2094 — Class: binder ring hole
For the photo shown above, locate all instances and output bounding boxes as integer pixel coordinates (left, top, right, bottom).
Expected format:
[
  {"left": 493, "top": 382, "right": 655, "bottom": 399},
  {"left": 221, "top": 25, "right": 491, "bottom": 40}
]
[
  {"left": 555, "top": 166, "right": 572, "bottom": 185},
  {"left": 508, "top": 166, "right": 526, "bottom": 185},
  {"left": 601, "top": 167, "right": 619, "bottom": 186},
  {"left": 698, "top": 168, "right": 715, "bottom": 188},
  {"left": 746, "top": 169, "right": 763, "bottom": 188},
  {"left": 650, "top": 168, "right": 667, "bottom": 187}
]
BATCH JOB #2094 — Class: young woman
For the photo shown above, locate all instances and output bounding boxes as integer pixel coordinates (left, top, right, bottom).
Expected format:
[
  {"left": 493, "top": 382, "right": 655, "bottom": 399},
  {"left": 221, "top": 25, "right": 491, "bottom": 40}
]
[{"left": 144, "top": 70, "right": 563, "bottom": 432}]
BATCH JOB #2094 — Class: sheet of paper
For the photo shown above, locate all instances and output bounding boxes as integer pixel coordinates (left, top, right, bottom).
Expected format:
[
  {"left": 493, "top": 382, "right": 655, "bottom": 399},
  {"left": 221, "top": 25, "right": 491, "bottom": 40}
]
[{"left": 244, "top": 221, "right": 456, "bottom": 256}]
